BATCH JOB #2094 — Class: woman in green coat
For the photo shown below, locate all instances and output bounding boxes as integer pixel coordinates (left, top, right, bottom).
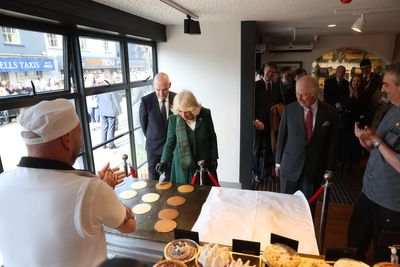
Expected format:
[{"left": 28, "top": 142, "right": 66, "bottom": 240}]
[{"left": 157, "top": 91, "right": 218, "bottom": 184}]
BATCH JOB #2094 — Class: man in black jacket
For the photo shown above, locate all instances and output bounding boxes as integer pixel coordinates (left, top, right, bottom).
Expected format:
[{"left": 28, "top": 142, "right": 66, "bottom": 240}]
[
  {"left": 139, "top": 73, "right": 176, "bottom": 180},
  {"left": 252, "top": 63, "right": 283, "bottom": 183},
  {"left": 323, "top": 65, "right": 349, "bottom": 109}
]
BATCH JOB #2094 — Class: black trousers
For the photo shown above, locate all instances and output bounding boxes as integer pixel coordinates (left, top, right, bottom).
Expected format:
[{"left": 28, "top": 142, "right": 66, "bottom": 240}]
[
  {"left": 348, "top": 193, "right": 400, "bottom": 262},
  {"left": 146, "top": 152, "right": 170, "bottom": 180},
  {"left": 252, "top": 127, "right": 273, "bottom": 178},
  {"left": 282, "top": 173, "right": 318, "bottom": 217}
]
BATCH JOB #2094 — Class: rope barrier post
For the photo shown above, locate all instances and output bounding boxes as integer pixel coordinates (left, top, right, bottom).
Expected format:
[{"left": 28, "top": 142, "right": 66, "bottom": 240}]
[
  {"left": 318, "top": 171, "right": 334, "bottom": 253},
  {"left": 198, "top": 160, "right": 206, "bottom": 186}
]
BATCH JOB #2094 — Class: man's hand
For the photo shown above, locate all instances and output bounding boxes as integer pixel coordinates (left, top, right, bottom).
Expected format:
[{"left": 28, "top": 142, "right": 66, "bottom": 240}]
[
  {"left": 97, "top": 162, "right": 125, "bottom": 189},
  {"left": 155, "top": 162, "right": 168, "bottom": 174},
  {"left": 254, "top": 119, "right": 265, "bottom": 131},
  {"left": 354, "top": 122, "right": 377, "bottom": 150}
]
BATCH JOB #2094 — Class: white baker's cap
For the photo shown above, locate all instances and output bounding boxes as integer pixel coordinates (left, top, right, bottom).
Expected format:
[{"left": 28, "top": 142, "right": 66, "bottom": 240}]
[{"left": 17, "top": 99, "right": 80, "bottom": 145}]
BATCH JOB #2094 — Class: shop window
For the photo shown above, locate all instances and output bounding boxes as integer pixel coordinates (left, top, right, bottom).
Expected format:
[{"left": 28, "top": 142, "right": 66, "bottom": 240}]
[
  {"left": 128, "top": 43, "right": 153, "bottom": 82},
  {"left": 0, "top": 27, "right": 66, "bottom": 97},
  {"left": 80, "top": 37, "right": 122, "bottom": 87},
  {"left": 2, "top": 27, "right": 20, "bottom": 44},
  {"left": 130, "top": 85, "right": 153, "bottom": 173},
  {"left": 88, "top": 90, "right": 128, "bottom": 149}
]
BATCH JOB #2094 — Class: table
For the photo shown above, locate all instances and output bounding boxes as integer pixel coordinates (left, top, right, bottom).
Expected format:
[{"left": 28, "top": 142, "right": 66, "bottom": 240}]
[
  {"left": 105, "top": 178, "right": 211, "bottom": 262},
  {"left": 192, "top": 187, "right": 319, "bottom": 255}
]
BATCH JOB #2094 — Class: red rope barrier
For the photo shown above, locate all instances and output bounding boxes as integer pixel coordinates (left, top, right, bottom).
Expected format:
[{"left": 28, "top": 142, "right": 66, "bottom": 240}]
[
  {"left": 191, "top": 174, "right": 198, "bottom": 185},
  {"left": 308, "top": 185, "right": 325, "bottom": 204}
]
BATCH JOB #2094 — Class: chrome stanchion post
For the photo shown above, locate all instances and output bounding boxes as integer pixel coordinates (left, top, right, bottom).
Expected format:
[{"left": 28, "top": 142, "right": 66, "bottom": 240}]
[
  {"left": 122, "top": 154, "right": 129, "bottom": 177},
  {"left": 198, "top": 160, "right": 206, "bottom": 186},
  {"left": 318, "top": 171, "right": 334, "bottom": 252}
]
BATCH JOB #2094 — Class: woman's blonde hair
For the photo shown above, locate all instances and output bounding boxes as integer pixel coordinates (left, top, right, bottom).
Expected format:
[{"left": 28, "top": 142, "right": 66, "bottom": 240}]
[{"left": 172, "top": 90, "right": 202, "bottom": 116}]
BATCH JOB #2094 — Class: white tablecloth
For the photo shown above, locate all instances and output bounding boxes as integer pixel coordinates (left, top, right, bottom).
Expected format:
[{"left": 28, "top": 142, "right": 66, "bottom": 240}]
[{"left": 192, "top": 187, "right": 319, "bottom": 255}]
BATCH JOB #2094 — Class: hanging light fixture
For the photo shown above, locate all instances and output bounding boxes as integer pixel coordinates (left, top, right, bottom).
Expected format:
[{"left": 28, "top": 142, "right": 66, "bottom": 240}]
[
  {"left": 160, "top": 0, "right": 201, "bottom": 35},
  {"left": 351, "top": 14, "right": 366, "bottom": 32}
]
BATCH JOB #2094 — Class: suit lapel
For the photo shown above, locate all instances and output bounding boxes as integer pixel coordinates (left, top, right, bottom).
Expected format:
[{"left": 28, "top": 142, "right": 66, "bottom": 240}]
[
  {"left": 311, "top": 101, "right": 325, "bottom": 140},
  {"left": 194, "top": 110, "right": 204, "bottom": 131},
  {"left": 294, "top": 103, "right": 307, "bottom": 141}
]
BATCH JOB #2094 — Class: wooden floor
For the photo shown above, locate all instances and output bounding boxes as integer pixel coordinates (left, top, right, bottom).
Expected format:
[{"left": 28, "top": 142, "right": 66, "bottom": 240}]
[
  {"left": 248, "top": 158, "right": 374, "bottom": 263},
  {"left": 313, "top": 159, "right": 375, "bottom": 265}
]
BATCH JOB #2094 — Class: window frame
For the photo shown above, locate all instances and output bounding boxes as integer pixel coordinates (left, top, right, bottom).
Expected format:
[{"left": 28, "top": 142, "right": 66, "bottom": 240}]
[{"left": 0, "top": 15, "right": 158, "bottom": 175}]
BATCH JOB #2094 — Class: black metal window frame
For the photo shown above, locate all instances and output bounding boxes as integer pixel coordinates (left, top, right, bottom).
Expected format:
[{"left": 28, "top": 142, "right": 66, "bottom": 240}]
[{"left": 0, "top": 14, "right": 157, "bottom": 174}]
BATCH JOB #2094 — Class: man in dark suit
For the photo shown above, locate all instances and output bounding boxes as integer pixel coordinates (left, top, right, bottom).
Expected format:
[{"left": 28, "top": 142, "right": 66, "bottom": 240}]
[
  {"left": 324, "top": 65, "right": 349, "bottom": 109},
  {"left": 275, "top": 76, "right": 337, "bottom": 210},
  {"left": 253, "top": 63, "right": 283, "bottom": 183},
  {"left": 359, "top": 59, "right": 383, "bottom": 125},
  {"left": 139, "top": 73, "right": 176, "bottom": 180}
]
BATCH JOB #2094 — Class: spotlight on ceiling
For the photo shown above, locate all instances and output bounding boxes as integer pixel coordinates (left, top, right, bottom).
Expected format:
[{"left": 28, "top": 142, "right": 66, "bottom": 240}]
[
  {"left": 184, "top": 15, "right": 201, "bottom": 35},
  {"left": 351, "top": 14, "right": 366, "bottom": 32}
]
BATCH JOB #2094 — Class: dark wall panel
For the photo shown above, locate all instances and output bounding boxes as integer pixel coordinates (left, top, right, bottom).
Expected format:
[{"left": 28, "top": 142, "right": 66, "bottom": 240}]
[{"left": 240, "top": 21, "right": 256, "bottom": 189}]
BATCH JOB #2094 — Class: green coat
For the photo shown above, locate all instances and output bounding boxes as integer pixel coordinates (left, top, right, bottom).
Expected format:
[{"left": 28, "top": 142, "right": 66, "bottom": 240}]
[{"left": 161, "top": 107, "right": 218, "bottom": 184}]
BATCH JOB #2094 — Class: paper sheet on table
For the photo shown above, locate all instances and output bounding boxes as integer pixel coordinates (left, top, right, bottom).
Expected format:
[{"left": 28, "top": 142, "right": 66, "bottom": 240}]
[{"left": 192, "top": 187, "right": 319, "bottom": 255}]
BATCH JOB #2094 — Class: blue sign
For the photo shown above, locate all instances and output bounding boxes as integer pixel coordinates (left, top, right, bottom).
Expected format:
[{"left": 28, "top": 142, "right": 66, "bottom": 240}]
[{"left": 0, "top": 58, "right": 55, "bottom": 72}]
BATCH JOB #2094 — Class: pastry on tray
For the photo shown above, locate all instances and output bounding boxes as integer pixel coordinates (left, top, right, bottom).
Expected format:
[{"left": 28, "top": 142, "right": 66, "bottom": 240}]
[
  {"left": 197, "top": 243, "right": 232, "bottom": 267},
  {"left": 163, "top": 239, "right": 199, "bottom": 263},
  {"left": 262, "top": 243, "right": 301, "bottom": 267},
  {"left": 153, "top": 259, "right": 187, "bottom": 267}
]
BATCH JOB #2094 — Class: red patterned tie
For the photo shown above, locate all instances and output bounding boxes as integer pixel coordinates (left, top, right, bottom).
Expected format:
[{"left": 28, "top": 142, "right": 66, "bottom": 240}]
[{"left": 305, "top": 107, "right": 313, "bottom": 141}]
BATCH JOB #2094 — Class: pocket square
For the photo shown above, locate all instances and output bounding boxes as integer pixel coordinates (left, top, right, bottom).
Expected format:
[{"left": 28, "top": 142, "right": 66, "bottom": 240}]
[{"left": 322, "top": 121, "right": 331, "bottom": 127}]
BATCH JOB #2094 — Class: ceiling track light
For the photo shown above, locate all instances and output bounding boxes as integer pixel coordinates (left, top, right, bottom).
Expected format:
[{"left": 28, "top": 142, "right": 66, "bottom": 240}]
[
  {"left": 160, "top": 0, "right": 201, "bottom": 35},
  {"left": 351, "top": 14, "right": 366, "bottom": 33}
]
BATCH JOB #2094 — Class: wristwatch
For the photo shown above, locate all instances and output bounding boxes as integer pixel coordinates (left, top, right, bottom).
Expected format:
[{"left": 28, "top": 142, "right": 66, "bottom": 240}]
[{"left": 372, "top": 138, "right": 383, "bottom": 149}]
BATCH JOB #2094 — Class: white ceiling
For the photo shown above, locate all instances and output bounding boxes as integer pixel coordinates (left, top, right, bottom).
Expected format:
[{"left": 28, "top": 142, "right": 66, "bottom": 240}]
[{"left": 95, "top": 0, "right": 400, "bottom": 40}]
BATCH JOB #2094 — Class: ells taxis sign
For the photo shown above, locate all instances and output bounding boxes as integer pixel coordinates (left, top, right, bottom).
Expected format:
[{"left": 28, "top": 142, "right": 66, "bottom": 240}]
[{"left": 0, "top": 58, "right": 55, "bottom": 72}]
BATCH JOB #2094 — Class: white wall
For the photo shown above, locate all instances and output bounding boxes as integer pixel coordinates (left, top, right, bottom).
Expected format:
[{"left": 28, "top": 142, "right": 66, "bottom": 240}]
[
  {"left": 262, "top": 34, "right": 396, "bottom": 72},
  {"left": 157, "top": 21, "right": 241, "bottom": 183}
]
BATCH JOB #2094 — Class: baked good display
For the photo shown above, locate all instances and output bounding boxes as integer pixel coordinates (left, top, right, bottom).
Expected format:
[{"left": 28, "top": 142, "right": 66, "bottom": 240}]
[
  {"left": 198, "top": 243, "right": 232, "bottom": 267},
  {"left": 228, "top": 258, "right": 255, "bottom": 267},
  {"left": 153, "top": 259, "right": 187, "bottom": 267},
  {"left": 164, "top": 239, "right": 199, "bottom": 263},
  {"left": 334, "top": 258, "right": 370, "bottom": 267},
  {"left": 299, "top": 259, "right": 332, "bottom": 267},
  {"left": 262, "top": 243, "right": 301, "bottom": 267}
]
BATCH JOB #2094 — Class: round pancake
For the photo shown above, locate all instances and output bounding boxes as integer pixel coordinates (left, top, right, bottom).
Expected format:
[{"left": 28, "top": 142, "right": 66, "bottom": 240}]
[
  {"left": 141, "top": 193, "right": 160, "bottom": 203},
  {"left": 130, "top": 181, "right": 147, "bottom": 190},
  {"left": 118, "top": 189, "right": 137, "bottom": 200},
  {"left": 131, "top": 203, "right": 152, "bottom": 215},
  {"left": 155, "top": 181, "right": 173, "bottom": 190},
  {"left": 167, "top": 196, "right": 186, "bottom": 206},
  {"left": 115, "top": 180, "right": 125, "bottom": 187},
  {"left": 158, "top": 208, "right": 179, "bottom": 220},
  {"left": 154, "top": 219, "right": 177, "bottom": 233},
  {"left": 178, "top": 184, "right": 194, "bottom": 193}
]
